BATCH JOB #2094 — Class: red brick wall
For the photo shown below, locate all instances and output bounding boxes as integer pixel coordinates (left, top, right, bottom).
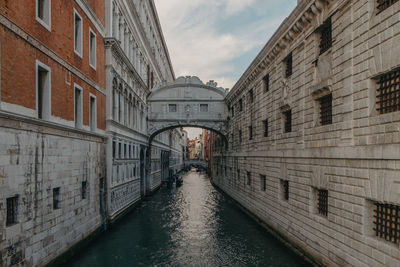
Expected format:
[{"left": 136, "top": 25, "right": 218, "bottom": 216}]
[{"left": 0, "top": 0, "right": 106, "bottom": 130}]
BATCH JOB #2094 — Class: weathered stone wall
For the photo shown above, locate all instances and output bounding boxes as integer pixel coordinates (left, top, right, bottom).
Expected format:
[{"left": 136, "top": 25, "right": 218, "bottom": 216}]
[
  {"left": 214, "top": 0, "right": 400, "bottom": 266},
  {"left": 0, "top": 114, "right": 104, "bottom": 267}
]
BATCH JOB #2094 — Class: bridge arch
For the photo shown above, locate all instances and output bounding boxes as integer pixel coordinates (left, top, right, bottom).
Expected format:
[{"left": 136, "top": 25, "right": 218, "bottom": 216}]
[{"left": 147, "top": 76, "right": 229, "bottom": 141}]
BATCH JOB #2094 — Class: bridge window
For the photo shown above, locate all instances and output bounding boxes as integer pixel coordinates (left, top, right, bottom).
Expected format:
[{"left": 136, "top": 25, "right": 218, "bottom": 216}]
[
  {"left": 263, "top": 74, "right": 270, "bottom": 92},
  {"left": 376, "top": 69, "right": 400, "bottom": 114},
  {"left": 239, "top": 99, "right": 243, "bottom": 111},
  {"left": 317, "top": 189, "right": 328, "bottom": 216},
  {"left": 373, "top": 202, "right": 400, "bottom": 244},
  {"left": 319, "top": 17, "right": 332, "bottom": 55},
  {"left": 284, "top": 53, "right": 293, "bottom": 78},
  {"left": 200, "top": 104, "right": 208, "bottom": 112},
  {"left": 6, "top": 196, "right": 18, "bottom": 226},
  {"left": 377, "top": 0, "right": 399, "bottom": 14},
  {"left": 260, "top": 175, "right": 266, "bottom": 191},
  {"left": 247, "top": 172, "right": 251, "bottom": 186},
  {"left": 281, "top": 180, "right": 289, "bottom": 200},
  {"left": 168, "top": 104, "right": 177, "bottom": 112}
]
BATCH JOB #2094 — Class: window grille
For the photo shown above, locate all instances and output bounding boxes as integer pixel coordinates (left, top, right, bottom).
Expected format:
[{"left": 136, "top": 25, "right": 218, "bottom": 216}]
[
  {"left": 319, "top": 18, "right": 332, "bottom": 55},
  {"left": 373, "top": 203, "right": 400, "bottom": 244},
  {"left": 81, "top": 181, "right": 87, "bottom": 200},
  {"left": 6, "top": 196, "right": 18, "bottom": 226},
  {"left": 53, "top": 187, "right": 60, "bottom": 209},
  {"left": 264, "top": 119, "right": 269, "bottom": 137},
  {"left": 264, "top": 74, "right": 270, "bottom": 92},
  {"left": 282, "top": 180, "right": 289, "bottom": 200},
  {"left": 249, "top": 89, "right": 254, "bottom": 103},
  {"left": 169, "top": 104, "right": 177, "bottom": 112},
  {"left": 376, "top": 69, "right": 400, "bottom": 114},
  {"left": 200, "top": 104, "right": 208, "bottom": 112},
  {"left": 285, "top": 53, "right": 293, "bottom": 78},
  {"left": 319, "top": 94, "right": 333, "bottom": 125},
  {"left": 260, "top": 175, "right": 266, "bottom": 191},
  {"left": 248, "top": 126, "right": 253, "bottom": 140},
  {"left": 284, "top": 110, "right": 292, "bottom": 133},
  {"left": 317, "top": 189, "right": 328, "bottom": 216},
  {"left": 377, "top": 0, "right": 399, "bottom": 14}
]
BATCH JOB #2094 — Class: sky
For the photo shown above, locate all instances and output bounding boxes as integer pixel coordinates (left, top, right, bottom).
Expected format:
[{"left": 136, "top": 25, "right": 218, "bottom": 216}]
[{"left": 153, "top": 0, "right": 298, "bottom": 139}]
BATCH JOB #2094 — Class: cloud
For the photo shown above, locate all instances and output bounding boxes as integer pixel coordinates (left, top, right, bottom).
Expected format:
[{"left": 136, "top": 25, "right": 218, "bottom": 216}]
[{"left": 224, "top": 0, "right": 256, "bottom": 15}]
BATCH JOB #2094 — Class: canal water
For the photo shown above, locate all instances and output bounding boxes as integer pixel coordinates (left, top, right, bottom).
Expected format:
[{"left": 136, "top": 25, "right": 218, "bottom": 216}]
[{"left": 63, "top": 170, "right": 310, "bottom": 267}]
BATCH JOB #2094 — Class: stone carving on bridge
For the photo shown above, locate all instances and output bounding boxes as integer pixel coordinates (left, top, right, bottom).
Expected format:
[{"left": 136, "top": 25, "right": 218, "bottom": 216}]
[{"left": 147, "top": 76, "right": 229, "bottom": 139}]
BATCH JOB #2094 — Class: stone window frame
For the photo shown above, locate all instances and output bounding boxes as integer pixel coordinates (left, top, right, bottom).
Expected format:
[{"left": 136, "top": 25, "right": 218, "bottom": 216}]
[
  {"left": 36, "top": 60, "right": 52, "bottom": 121},
  {"left": 36, "top": 0, "right": 51, "bottom": 31},
  {"left": 74, "top": 83, "right": 83, "bottom": 129},
  {"left": 239, "top": 98, "right": 243, "bottom": 112},
  {"left": 89, "top": 28, "right": 97, "bottom": 70},
  {"left": 312, "top": 87, "right": 333, "bottom": 128},
  {"left": 284, "top": 52, "right": 293, "bottom": 78},
  {"left": 6, "top": 196, "right": 18, "bottom": 227},
  {"left": 249, "top": 88, "right": 254, "bottom": 103},
  {"left": 317, "top": 17, "right": 333, "bottom": 56},
  {"left": 168, "top": 104, "right": 177, "bottom": 113},
  {"left": 281, "top": 180, "right": 289, "bottom": 201},
  {"left": 81, "top": 181, "right": 88, "bottom": 200},
  {"left": 74, "top": 9, "right": 83, "bottom": 58},
  {"left": 89, "top": 93, "right": 97, "bottom": 132},
  {"left": 200, "top": 104, "right": 209, "bottom": 112},
  {"left": 280, "top": 105, "right": 292, "bottom": 133},
  {"left": 53, "top": 187, "right": 61, "bottom": 210}
]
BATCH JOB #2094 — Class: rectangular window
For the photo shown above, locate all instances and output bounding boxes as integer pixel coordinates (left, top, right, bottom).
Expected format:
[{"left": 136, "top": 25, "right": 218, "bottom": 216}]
[
  {"left": 74, "top": 85, "right": 83, "bottom": 128},
  {"left": 81, "top": 181, "right": 87, "bottom": 200},
  {"left": 284, "top": 110, "right": 292, "bottom": 133},
  {"left": 119, "top": 142, "right": 122, "bottom": 158},
  {"left": 260, "top": 175, "right": 266, "bottom": 191},
  {"left": 319, "top": 17, "right": 332, "bottom": 55},
  {"left": 124, "top": 144, "right": 127, "bottom": 158},
  {"left": 200, "top": 104, "right": 208, "bottom": 112},
  {"left": 248, "top": 126, "right": 253, "bottom": 140},
  {"left": 89, "top": 95, "right": 96, "bottom": 131},
  {"left": 6, "top": 196, "right": 18, "bottom": 226},
  {"left": 36, "top": 0, "right": 51, "bottom": 30},
  {"left": 282, "top": 180, "right": 289, "bottom": 200},
  {"left": 239, "top": 130, "right": 242, "bottom": 143},
  {"left": 247, "top": 171, "right": 251, "bottom": 186},
  {"left": 89, "top": 29, "right": 96, "bottom": 69},
  {"left": 376, "top": 69, "right": 400, "bottom": 114},
  {"left": 112, "top": 141, "right": 116, "bottom": 158},
  {"left": 319, "top": 94, "right": 332, "bottom": 125},
  {"left": 74, "top": 10, "right": 83, "bottom": 57},
  {"left": 37, "top": 62, "right": 51, "bottom": 120},
  {"left": 169, "top": 104, "right": 177, "bottom": 112},
  {"left": 317, "top": 189, "right": 328, "bottom": 216},
  {"left": 377, "top": 0, "right": 399, "bottom": 14},
  {"left": 237, "top": 169, "right": 240, "bottom": 181},
  {"left": 239, "top": 99, "right": 243, "bottom": 111},
  {"left": 263, "top": 74, "right": 270, "bottom": 92},
  {"left": 264, "top": 119, "right": 269, "bottom": 137},
  {"left": 373, "top": 202, "right": 400, "bottom": 244},
  {"left": 232, "top": 106, "right": 234, "bottom": 117},
  {"left": 53, "top": 187, "right": 60, "bottom": 209},
  {"left": 249, "top": 89, "right": 254, "bottom": 103},
  {"left": 284, "top": 53, "right": 293, "bottom": 78}
]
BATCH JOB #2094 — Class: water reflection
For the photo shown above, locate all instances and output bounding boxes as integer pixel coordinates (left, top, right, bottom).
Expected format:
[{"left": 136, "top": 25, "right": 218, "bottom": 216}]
[{"left": 62, "top": 171, "right": 310, "bottom": 267}]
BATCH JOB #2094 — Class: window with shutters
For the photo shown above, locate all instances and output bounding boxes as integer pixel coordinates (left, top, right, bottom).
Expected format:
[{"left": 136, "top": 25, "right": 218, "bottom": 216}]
[
  {"left": 284, "top": 53, "right": 293, "bottom": 78},
  {"left": 319, "top": 17, "right": 332, "bottom": 55},
  {"left": 263, "top": 74, "right": 270, "bottom": 92},
  {"left": 377, "top": 0, "right": 399, "bottom": 14},
  {"left": 318, "top": 94, "right": 332, "bottom": 125},
  {"left": 317, "top": 189, "right": 328, "bottom": 216},
  {"left": 373, "top": 202, "right": 400, "bottom": 244},
  {"left": 6, "top": 196, "right": 18, "bottom": 226},
  {"left": 376, "top": 69, "right": 400, "bottom": 114}
]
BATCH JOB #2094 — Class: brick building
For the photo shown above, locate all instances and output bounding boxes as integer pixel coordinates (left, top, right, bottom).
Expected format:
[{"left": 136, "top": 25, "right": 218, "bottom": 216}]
[
  {"left": 0, "top": 0, "right": 106, "bottom": 266},
  {"left": 212, "top": 0, "right": 400, "bottom": 265}
]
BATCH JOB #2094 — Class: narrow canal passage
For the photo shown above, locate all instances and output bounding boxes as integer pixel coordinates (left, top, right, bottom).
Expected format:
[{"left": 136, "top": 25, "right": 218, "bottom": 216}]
[{"left": 64, "top": 170, "right": 310, "bottom": 266}]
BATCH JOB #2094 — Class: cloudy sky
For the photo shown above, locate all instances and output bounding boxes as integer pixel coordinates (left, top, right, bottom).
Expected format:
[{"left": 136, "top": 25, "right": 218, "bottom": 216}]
[{"left": 153, "top": 0, "right": 297, "bottom": 139}]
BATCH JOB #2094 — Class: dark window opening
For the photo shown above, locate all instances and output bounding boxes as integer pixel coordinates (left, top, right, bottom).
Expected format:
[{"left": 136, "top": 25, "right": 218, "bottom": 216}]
[
  {"left": 376, "top": 69, "right": 400, "bottom": 114},
  {"left": 81, "top": 181, "right": 88, "bottom": 200},
  {"left": 317, "top": 189, "right": 328, "bottom": 216},
  {"left": 37, "top": 68, "right": 47, "bottom": 119},
  {"left": 239, "top": 130, "right": 242, "bottom": 143},
  {"left": 319, "top": 17, "right": 332, "bottom": 55},
  {"left": 264, "top": 119, "right": 269, "bottom": 137},
  {"left": 232, "top": 106, "right": 235, "bottom": 117},
  {"left": 6, "top": 196, "right": 18, "bottom": 226},
  {"left": 124, "top": 144, "right": 127, "bottom": 158},
  {"left": 284, "top": 110, "right": 292, "bottom": 133},
  {"left": 377, "top": 0, "right": 399, "bottom": 14},
  {"left": 373, "top": 202, "right": 400, "bottom": 244},
  {"left": 239, "top": 99, "right": 243, "bottom": 111},
  {"left": 282, "top": 180, "right": 289, "bottom": 200},
  {"left": 112, "top": 141, "right": 116, "bottom": 158},
  {"left": 260, "top": 175, "right": 266, "bottom": 191},
  {"left": 249, "top": 89, "right": 254, "bottom": 103},
  {"left": 248, "top": 126, "right": 253, "bottom": 140},
  {"left": 53, "top": 187, "right": 60, "bottom": 209},
  {"left": 319, "top": 94, "right": 333, "bottom": 125},
  {"left": 247, "top": 172, "right": 251, "bottom": 186},
  {"left": 119, "top": 143, "right": 122, "bottom": 158},
  {"left": 285, "top": 53, "right": 293, "bottom": 78},
  {"left": 263, "top": 74, "right": 270, "bottom": 92}
]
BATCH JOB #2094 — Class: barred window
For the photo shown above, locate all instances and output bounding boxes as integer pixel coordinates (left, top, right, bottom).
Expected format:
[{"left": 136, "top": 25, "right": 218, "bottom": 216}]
[
  {"left": 200, "top": 104, "right": 209, "bottom": 112},
  {"left": 319, "top": 17, "right": 332, "bottom": 55},
  {"left": 169, "top": 104, "right": 177, "bottom": 112},
  {"left": 284, "top": 53, "right": 293, "bottom": 78},
  {"left": 81, "top": 181, "right": 88, "bottom": 200},
  {"left": 6, "top": 196, "right": 18, "bottom": 226},
  {"left": 264, "top": 119, "right": 269, "bottom": 137},
  {"left": 263, "top": 74, "right": 270, "bottom": 92},
  {"left": 260, "top": 175, "right": 266, "bottom": 191},
  {"left": 249, "top": 89, "right": 254, "bottom": 103},
  {"left": 282, "top": 180, "right": 289, "bottom": 200},
  {"left": 377, "top": 0, "right": 399, "bottom": 14},
  {"left": 248, "top": 126, "right": 253, "bottom": 140},
  {"left": 247, "top": 172, "right": 251, "bottom": 186},
  {"left": 239, "top": 99, "right": 243, "bottom": 111},
  {"left": 376, "top": 69, "right": 400, "bottom": 114},
  {"left": 284, "top": 110, "right": 292, "bottom": 133},
  {"left": 319, "top": 94, "right": 333, "bottom": 125},
  {"left": 317, "top": 189, "right": 328, "bottom": 216},
  {"left": 53, "top": 187, "right": 60, "bottom": 209},
  {"left": 373, "top": 203, "right": 400, "bottom": 244}
]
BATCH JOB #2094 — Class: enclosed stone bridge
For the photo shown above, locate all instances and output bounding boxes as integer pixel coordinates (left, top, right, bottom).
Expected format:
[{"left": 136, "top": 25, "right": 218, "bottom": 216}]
[{"left": 147, "top": 76, "right": 229, "bottom": 140}]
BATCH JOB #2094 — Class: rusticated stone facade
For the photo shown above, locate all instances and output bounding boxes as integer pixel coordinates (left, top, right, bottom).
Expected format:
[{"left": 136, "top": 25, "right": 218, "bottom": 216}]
[{"left": 212, "top": 0, "right": 400, "bottom": 266}]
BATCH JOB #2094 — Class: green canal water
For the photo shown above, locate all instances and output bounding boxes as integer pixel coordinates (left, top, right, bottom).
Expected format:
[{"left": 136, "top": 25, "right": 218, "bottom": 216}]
[{"left": 62, "top": 170, "right": 311, "bottom": 267}]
